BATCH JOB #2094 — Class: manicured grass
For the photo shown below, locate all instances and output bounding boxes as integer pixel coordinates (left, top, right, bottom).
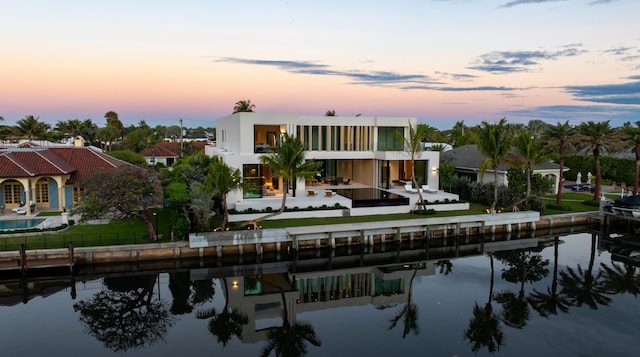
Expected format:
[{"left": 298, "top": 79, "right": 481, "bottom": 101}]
[
  {"left": 0, "top": 210, "right": 172, "bottom": 251},
  {"left": 541, "top": 192, "right": 600, "bottom": 215}
]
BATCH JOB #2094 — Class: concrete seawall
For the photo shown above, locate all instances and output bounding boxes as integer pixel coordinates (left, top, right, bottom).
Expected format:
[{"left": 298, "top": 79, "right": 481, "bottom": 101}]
[{"left": 0, "top": 212, "right": 597, "bottom": 266}]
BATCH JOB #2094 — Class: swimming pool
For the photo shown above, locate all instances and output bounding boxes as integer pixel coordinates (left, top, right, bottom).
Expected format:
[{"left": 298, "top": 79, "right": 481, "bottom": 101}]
[
  {"left": 334, "top": 188, "right": 409, "bottom": 208},
  {"left": 0, "top": 218, "right": 45, "bottom": 231}
]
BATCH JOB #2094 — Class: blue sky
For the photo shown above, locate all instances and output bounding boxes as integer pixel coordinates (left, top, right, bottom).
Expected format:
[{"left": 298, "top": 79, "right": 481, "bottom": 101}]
[{"left": 1, "top": 0, "right": 639, "bottom": 130}]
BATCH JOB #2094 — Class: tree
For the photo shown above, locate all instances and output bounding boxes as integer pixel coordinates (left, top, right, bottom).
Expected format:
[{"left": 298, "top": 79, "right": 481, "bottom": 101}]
[
  {"left": 508, "top": 132, "right": 552, "bottom": 210},
  {"left": 190, "top": 182, "right": 213, "bottom": 232},
  {"left": 622, "top": 121, "right": 640, "bottom": 195},
  {"left": 545, "top": 121, "right": 576, "bottom": 204},
  {"left": 107, "top": 150, "right": 146, "bottom": 165},
  {"left": 105, "top": 110, "right": 123, "bottom": 138},
  {"left": 233, "top": 100, "right": 255, "bottom": 113},
  {"left": 477, "top": 118, "right": 512, "bottom": 213},
  {"left": 325, "top": 110, "right": 336, "bottom": 116},
  {"left": 15, "top": 115, "right": 49, "bottom": 140},
  {"left": 578, "top": 121, "right": 615, "bottom": 200},
  {"left": 247, "top": 133, "right": 318, "bottom": 226},
  {"left": 438, "top": 162, "right": 456, "bottom": 192},
  {"left": 206, "top": 158, "right": 244, "bottom": 230},
  {"left": 399, "top": 122, "right": 429, "bottom": 212},
  {"left": 73, "top": 165, "right": 162, "bottom": 227},
  {"left": 95, "top": 125, "right": 120, "bottom": 152}
]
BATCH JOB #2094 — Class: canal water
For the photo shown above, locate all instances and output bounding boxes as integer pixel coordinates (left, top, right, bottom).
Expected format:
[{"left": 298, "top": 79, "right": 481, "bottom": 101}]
[{"left": 1, "top": 230, "right": 639, "bottom": 356}]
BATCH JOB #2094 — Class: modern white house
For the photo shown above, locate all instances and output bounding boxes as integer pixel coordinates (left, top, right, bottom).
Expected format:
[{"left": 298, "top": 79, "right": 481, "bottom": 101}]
[{"left": 206, "top": 113, "right": 442, "bottom": 212}]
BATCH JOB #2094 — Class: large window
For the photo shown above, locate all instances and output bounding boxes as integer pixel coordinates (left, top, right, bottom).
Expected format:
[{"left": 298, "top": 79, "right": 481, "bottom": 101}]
[{"left": 377, "top": 127, "right": 404, "bottom": 151}]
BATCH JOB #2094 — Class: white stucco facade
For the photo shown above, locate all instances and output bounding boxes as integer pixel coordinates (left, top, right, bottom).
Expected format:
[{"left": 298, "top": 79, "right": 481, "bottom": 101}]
[{"left": 206, "top": 113, "right": 440, "bottom": 206}]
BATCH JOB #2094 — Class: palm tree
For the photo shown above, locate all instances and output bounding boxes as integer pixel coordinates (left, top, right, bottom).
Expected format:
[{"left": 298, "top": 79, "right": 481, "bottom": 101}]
[
  {"left": 247, "top": 133, "right": 318, "bottom": 227},
  {"left": 527, "top": 236, "right": 571, "bottom": 317},
  {"left": 399, "top": 122, "right": 429, "bottom": 212},
  {"left": 622, "top": 121, "right": 640, "bottom": 195},
  {"left": 104, "top": 110, "right": 123, "bottom": 138},
  {"left": 600, "top": 261, "right": 640, "bottom": 297},
  {"left": 206, "top": 158, "right": 244, "bottom": 230},
  {"left": 324, "top": 110, "right": 336, "bottom": 116},
  {"left": 15, "top": 115, "right": 49, "bottom": 141},
  {"left": 508, "top": 132, "right": 552, "bottom": 210},
  {"left": 545, "top": 121, "right": 576, "bottom": 204},
  {"left": 233, "top": 100, "right": 255, "bottom": 114},
  {"left": 477, "top": 118, "right": 512, "bottom": 213},
  {"left": 578, "top": 121, "right": 615, "bottom": 200}
]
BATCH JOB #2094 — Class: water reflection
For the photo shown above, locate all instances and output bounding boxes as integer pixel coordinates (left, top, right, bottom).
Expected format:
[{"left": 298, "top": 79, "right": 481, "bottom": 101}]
[
  {"left": 2, "top": 227, "right": 640, "bottom": 356},
  {"left": 73, "top": 274, "right": 175, "bottom": 352}
]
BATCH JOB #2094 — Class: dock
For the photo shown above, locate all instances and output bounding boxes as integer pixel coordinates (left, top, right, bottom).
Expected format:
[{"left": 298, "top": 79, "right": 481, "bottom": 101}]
[{"left": 0, "top": 243, "right": 76, "bottom": 276}]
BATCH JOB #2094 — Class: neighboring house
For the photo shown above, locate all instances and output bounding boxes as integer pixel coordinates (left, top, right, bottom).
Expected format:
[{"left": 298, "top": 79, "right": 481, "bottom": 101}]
[
  {"left": 0, "top": 138, "right": 130, "bottom": 215},
  {"left": 140, "top": 141, "right": 207, "bottom": 166},
  {"left": 206, "top": 112, "right": 440, "bottom": 205},
  {"left": 441, "top": 144, "right": 565, "bottom": 189}
]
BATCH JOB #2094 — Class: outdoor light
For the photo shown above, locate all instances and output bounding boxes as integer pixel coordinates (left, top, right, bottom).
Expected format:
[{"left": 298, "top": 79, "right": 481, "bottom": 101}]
[{"left": 232, "top": 280, "right": 239, "bottom": 288}]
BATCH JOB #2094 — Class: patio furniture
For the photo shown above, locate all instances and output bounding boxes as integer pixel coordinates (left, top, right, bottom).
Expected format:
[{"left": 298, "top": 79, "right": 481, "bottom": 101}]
[
  {"left": 307, "top": 190, "right": 317, "bottom": 197},
  {"left": 325, "top": 191, "right": 336, "bottom": 197},
  {"left": 404, "top": 184, "right": 418, "bottom": 193},
  {"left": 422, "top": 185, "right": 437, "bottom": 194},
  {"left": 342, "top": 178, "right": 351, "bottom": 185}
]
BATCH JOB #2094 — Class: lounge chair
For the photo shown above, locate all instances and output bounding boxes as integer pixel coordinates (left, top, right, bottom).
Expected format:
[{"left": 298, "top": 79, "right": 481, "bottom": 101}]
[
  {"left": 404, "top": 184, "right": 418, "bottom": 193},
  {"left": 422, "top": 185, "right": 438, "bottom": 194},
  {"left": 307, "top": 190, "right": 318, "bottom": 197}
]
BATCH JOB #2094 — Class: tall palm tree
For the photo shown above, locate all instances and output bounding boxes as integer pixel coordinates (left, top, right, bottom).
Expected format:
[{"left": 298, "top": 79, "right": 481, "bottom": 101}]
[
  {"left": 233, "top": 100, "right": 255, "bottom": 114},
  {"left": 600, "top": 261, "right": 640, "bottom": 297},
  {"left": 545, "top": 121, "right": 576, "bottom": 204},
  {"left": 578, "top": 121, "right": 615, "bottom": 200},
  {"left": 508, "top": 132, "right": 552, "bottom": 210},
  {"left": 15, "top": 115, "right": 49, "bottom": 141},
  {"left": 247, "top": 133, "right": 318, "bottom": 226},
  {"left": 622, "top": 121, "right": 640, "bottom": 195},
  {"left": 399, "top": 122, "right": 429, "bottom": 212},
  {"left": 206, "top": 158, "right": 244, "bottom": 230},
  {"left": 477, "top": 118, "right": 512, "bottom": 213}
]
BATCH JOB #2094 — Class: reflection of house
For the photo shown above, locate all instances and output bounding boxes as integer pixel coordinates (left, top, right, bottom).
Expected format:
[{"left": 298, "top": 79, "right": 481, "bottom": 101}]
[
  {"left": 441, "top": 145, "right": 565, "bottom": 189},
  {"left": 0, "top": 139, "right": 130, "bottom": 215},
  {"left": 140, "top": 141, "right": 207, "bottom": 167},
  {"left": 206, "top": 261, "right": 434, "bottom": 343},
  {"left": 206, "top": 113, "right": 440, "bottom": 205}
]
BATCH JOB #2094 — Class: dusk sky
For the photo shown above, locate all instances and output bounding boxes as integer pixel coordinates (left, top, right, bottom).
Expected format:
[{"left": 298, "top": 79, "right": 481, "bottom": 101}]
[{"left": 2, "top": 0, "right": 639, "bottom": 130}]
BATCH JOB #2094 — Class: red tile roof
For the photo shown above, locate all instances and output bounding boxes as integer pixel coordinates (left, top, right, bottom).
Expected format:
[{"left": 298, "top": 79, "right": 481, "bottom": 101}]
[
  {"left": 0, "top": 143, "right": 131, "bottom": 183},
  {"left": 140, "top": 141, "right": 207, "bottom": 158}
]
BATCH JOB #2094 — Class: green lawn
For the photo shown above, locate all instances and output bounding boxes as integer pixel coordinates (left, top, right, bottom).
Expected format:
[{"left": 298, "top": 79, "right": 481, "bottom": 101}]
[{"left": 1, "top": 210, "right": 171, "bottom": 251}]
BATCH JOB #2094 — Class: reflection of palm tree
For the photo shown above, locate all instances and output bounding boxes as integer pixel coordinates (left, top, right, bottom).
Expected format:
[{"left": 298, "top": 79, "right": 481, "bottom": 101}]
[
  {"left": 261, "top": 289, "right": 321, "bottom": 357},
  {"left": 197, "top": 277, "right": 248, "bottom": 346},
  {"left": 559, "top": 233, "right": 611, "bottom": 309},
  {"left": 388, "top": 269, "right": 420, "bottom": 338},
  {"left": 494, "top": 250, "right": 548, "bottom": 328},
  {"left": 464, "top": 255, "right": 504, "bottom": 353},
  {"left": 528, "top": 237, "right": 571, "bottom": 317},
  {"left": 600, "top": 261, "right": 640, "bottom": 297}
]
